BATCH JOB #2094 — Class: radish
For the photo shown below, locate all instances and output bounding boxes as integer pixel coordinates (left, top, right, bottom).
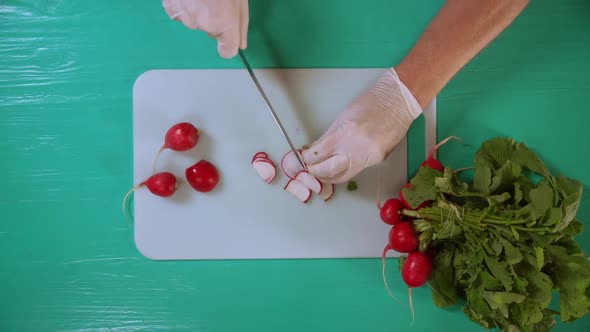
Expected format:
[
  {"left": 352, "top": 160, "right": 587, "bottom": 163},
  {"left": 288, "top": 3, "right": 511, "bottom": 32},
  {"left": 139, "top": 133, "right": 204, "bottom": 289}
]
[
  {"left": 185, "top": 160, "right": 219, "bottom": 192},
  {"left": 281, "top": 149, "right": 305, "bottom": 179},
  {"left": 421, "top": 136, "right": 462, "bottom": 172},
  {"left": 122, "top": 172, "right": 178, "bottom": 221},
  {"left": 251, "top": 152, "right": 269, "bottom": 163},
  {"left": 252, "top": 159, "right": 277, "bottom": 183},
  {"left": 294, "top": 171, "right": 322, "bottom": 194},
  {"left": 152, "top": 122, "right": 200, "bottom": 173},
  {"left": 402, "top": 251, "right": 433, "bottom": 321},
  {"left": 380, "top": 198, "right": 404, "bottom": 225},
  {"left": 319, "top": 183, "right": 335, "bottom": 202},
  {"left": 284, "top": 179, "right": 311, "bottom": 203},
  {"left": 387, "top": 222, "right": 419, "bottom": 253}
]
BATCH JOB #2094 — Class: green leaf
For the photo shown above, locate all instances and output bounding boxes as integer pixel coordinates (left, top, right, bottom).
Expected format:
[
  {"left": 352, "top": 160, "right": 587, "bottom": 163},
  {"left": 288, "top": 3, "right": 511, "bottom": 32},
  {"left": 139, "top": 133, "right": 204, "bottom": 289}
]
[
  {"left": 478, "top": 270, "right": 501, "bottom": 291},
  {"left": 346, "top": 181, "right": 358, "bottom": 191},
  {"left": 541, "top": 207, "right": 562, "bottom": 227},
  {"left": 402, "top": 166, "right": 442, "bottom": 209},
  {"left": 487, "top": 192, "right": 512, "bottom": 207},
  {"left": 481, "top": 291, "right": 526, "bottom": 310},
  {"left": 513, "top": 182, "right": 523, "bottom": 205},
  {"left": 529, "top": 180, "right": 554, "bottom": 220},
  {"left": 474, "top": 165, "right": 492, "bottom": 194},
  {"left": 534, "top": 245, "right": 544, "bottom": 271},
  {"left": 484, "top": 256, "right": 513, "bottom": 291},
  {"left": 554, "top": 175, "right": 583, "bottom": 231},
  {"left": 511, "top": 142, "right": 552, "bottom": 178},
  {"left": 546, "top": 245, "right": 590, "bottom": 322},
  {"left": 489, "top": 161, "right": 521, "bottom": 194},
  {"left": 477, "top": 137, "right": 517, "bottom": 169},
  {"left": 430, "top": 248, "right": 457, "bottom": 307},
  {"left": 499, "top": 238, "right": 523, "bottom": 265}
]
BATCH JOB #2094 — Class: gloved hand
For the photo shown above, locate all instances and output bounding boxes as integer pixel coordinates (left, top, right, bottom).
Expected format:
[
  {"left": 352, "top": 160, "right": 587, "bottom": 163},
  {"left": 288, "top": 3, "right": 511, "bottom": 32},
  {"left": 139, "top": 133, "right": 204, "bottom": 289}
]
[
  {"left": 162, "top": 0, "right": 249, "bottom": 58},
  {"left": 301, "top": 68, "right": 422, "bottom": 184}
]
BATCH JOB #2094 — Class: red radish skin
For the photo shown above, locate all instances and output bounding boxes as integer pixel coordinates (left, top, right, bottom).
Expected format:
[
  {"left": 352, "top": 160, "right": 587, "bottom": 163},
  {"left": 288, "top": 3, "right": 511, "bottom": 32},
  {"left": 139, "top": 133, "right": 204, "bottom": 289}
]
[
  {"left": 153, "top": 122, "right": 200, "bottom": 173},
  {"left": 319, "top": 183, "right": 335, "bottom": 202},
  {"left": 388, "top": 222, "right": 419, "bottom": 253},
  {"left": 402, "top": 251, "right": 434, "bottom": 321},
  {"left": 185, "top": 160, "right": 220, "bottom": 193},
  {"left": 251, "top": 152, "right": 269, "bottom": 163},
  {"left": 122, "top": 172, "right": 178, "bottom": 223},
  {"left": 294, "top": 171, "right": 322, "bottom": 194},
  {"left": 380, "top": 198, "right": 404, "bottom": 225},
  {"left": 253, "top": 156, "right": 275, "bottom": 166},
  {"left": 252, "top": 159, "right": 277, "bottom": 184},
  {"left": 281, "top": 149, "right": 305, "bottom": 179},
  {"left": 284, "top": 179, "right": 311, "bottom": 203}
]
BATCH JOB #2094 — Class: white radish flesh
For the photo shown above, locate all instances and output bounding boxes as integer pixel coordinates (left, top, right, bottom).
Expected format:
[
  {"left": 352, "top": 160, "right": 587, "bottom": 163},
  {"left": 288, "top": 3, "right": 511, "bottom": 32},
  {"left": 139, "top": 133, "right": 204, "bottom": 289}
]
[
  {"left": 281, "top": 150, "right": 305, "bottom": 179},
  {"left": 319, "top": 183, "right": 335, "bottom": 201},
  {"left": 284, "top": 179, "right": 311, "bottom": 203},
  {"left": 252, "top": 160, "right": 276, "bottom": 183},
  {"left": 294, "top": 171, "right": 322, "bottom": 194}
]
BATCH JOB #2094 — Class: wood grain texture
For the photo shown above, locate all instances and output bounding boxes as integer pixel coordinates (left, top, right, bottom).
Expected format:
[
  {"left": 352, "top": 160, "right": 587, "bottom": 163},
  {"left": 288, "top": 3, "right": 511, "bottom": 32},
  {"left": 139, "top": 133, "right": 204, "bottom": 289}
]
[{"left": 0, "top": 0, "right": 588, "bottom": 331}]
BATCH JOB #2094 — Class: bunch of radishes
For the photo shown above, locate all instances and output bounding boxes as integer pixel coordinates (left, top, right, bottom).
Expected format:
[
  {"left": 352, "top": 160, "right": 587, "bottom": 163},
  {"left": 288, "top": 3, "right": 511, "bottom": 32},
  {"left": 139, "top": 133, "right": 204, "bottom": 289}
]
[
  {"left": 378, "top": 137, "right": 457, "bottom": 319},
  {"left": 251, "top": 149, "right": 335, "bottom": 203},
  {"left": 123, "top": 122, "right": 220, "bottom": 216}
]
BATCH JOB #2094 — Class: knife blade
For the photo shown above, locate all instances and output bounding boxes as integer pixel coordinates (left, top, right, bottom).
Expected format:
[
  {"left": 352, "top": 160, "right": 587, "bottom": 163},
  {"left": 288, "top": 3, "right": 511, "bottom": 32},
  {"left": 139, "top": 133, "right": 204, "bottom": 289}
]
[{"left": 238, "top": 50, "right": 306, "bottom": 169}]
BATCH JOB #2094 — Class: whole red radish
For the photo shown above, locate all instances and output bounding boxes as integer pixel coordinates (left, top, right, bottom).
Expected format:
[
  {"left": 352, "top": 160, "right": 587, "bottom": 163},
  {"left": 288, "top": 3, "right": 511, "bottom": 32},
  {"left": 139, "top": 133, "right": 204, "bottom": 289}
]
[
  {"left": 402, "top": 251, "right": 433, "bottom": 288},
  {"left": 387, "top": 222, "right": 419, "bottom": 253},
  {"left": 186, "top": 160, "right": 219, "bottom": 192},
  {"left": 153, "top": 122, "right": 200, "bottom": 173},
  {"left": 380, "top": 198, "right": 404, "bottom": 225},
  {"left": 122, "top": 172, "right": 178, "bottom": 220},
  {"left": 402, "top": 251, "right": 434, "bottom": 321}
]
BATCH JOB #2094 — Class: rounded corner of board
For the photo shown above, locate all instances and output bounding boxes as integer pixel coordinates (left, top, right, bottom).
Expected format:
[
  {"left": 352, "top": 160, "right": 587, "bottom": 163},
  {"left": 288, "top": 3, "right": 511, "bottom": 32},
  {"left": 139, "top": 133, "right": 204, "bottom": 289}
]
[
  {"left": 134, "top": 234, "right": 164, "bottom": 261},
  {"left": 133, "top": 69, "right": 161, "bottom": 94}
]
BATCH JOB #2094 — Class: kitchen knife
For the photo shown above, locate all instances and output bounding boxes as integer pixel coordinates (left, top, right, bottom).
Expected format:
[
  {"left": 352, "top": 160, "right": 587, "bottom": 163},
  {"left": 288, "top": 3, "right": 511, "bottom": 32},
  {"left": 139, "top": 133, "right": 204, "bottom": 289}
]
[{"left": 238, "top": 50, "right": 306, "bottom": 169}]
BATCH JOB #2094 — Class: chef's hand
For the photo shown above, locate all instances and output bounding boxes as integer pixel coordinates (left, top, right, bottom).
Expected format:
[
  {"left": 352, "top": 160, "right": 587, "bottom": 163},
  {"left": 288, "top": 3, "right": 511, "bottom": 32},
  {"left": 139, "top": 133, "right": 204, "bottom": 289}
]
[
  {"left": 162, "top": 0, "right": 249, "bottom": 58},
  {"left": 301, "top": 68, "right": 422, "bottom": 184}
]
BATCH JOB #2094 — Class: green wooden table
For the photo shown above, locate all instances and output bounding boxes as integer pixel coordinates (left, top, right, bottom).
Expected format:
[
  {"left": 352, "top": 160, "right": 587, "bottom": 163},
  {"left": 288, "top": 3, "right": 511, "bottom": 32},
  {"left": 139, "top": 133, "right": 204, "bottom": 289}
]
[{"left": 1, "top": 1, "right": 589, "bottom": 331}]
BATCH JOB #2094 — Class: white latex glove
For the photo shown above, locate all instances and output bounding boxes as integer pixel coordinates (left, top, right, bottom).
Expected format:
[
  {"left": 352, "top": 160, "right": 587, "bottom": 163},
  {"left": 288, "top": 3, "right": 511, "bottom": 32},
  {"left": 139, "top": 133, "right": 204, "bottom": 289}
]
[
  {"left": 301, "top": 68, "right": 422, "bottom": 184},
  {"left": 162, "top": 0, "right": 249, "bottom": 58}
]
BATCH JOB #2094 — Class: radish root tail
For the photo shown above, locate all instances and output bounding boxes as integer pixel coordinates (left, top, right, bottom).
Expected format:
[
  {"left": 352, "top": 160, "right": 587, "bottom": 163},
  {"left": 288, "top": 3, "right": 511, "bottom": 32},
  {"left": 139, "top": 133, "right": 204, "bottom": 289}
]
[
  {"left": 409, "top": 287, "right": 415, "bottom": 325},
  {"left": 152, "top": 145, "right": 166, "bottom": 174},
  {"left": 381, "top": 247, "right": 400, "bottom": 304},
  {"left": 122, "top": 183, "right": 142, "bottom": 228},
  {"left": 428, "top": 135, "right": 466, "bottom": 159}
]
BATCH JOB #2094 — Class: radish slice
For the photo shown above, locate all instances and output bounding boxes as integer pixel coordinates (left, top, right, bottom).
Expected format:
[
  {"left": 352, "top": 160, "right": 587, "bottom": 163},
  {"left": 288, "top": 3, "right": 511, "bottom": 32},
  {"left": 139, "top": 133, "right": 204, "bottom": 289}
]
[
  {"left": 253, "top": 156, "right": 275, "bottom": 166},
  {"left": 252, "top": 152, "right": 269, "bottom": 163},
  {"left": 284, "top": 179, "right": 311, "bottom": 203},
  {"left": 252, "top": 160, "right": 276, "bottom": 183},
  {"left": 281, "top": 150, "right": 305, "bottom": 179},
  {"left": 294, "top": 171, "right": 322, "bottom": 194},
  {"left": 319, "top": 183, "right": 335, "bottom": 202}
]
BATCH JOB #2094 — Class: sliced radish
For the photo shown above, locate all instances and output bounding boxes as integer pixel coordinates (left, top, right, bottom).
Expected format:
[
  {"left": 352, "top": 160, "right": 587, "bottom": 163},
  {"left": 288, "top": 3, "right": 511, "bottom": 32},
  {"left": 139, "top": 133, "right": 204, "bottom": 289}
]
[
  {"left": 319, "top": 183, "right": 335, "bottom": 202},
  {"left": 252, "top": 159, "right": 277, "bottom": 183},
  {"left": 294, "top": 171, "right": 322, "bottom": 194},
  {"left": 284, "top": 179, "right": 311, "bottom": 203},
  {"left": 253, "top": 156, "right": 275, "bottom": 166},
  {"left": 281, "top": 150, "right": 305, "bottom": 179},
  {"left": 251, "top": 152, "right": 269, "bottom": 163}
]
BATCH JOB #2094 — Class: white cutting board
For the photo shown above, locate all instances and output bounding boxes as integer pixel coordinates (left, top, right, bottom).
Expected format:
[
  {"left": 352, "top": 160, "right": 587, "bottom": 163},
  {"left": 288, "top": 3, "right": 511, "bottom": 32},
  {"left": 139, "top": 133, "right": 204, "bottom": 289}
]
[{"left": 132, "top": 68, "right": 436, "bottom": 260}]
